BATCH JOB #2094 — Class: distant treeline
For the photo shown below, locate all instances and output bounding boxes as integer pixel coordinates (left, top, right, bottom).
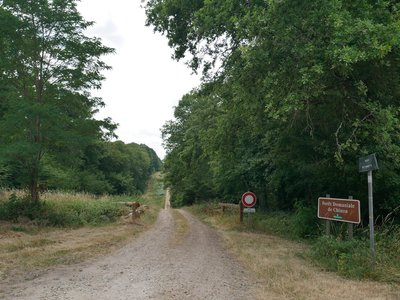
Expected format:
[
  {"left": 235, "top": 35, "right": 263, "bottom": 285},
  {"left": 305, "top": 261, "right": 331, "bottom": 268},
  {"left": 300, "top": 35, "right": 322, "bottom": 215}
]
[
  {"left": 0, "top": 1, "right": 161, "bottom": 199},
  {"left": 147, "top": 0, "right": 400, "bottom": 223},
  {"left": 1, "top": 140, "right": 161, "bottom": 195}
]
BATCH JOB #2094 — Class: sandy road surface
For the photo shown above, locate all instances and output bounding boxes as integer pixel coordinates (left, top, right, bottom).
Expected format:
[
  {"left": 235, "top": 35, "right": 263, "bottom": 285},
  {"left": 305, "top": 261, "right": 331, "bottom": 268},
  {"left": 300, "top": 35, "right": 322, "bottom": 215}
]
[{"left": 0, "top": 207, "right": 256, "bottom": 299}]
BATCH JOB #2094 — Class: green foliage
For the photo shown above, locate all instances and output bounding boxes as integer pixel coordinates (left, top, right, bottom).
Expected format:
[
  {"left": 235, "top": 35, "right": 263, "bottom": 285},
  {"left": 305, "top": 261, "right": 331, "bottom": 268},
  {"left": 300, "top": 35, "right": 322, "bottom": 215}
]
[
  {"left": 1, "top": 139, "right": 161, "bottom": 197},
  {"left": 149, "top": 0, "right": 400, "bottom": 225},
  {"left": 0, "top": 193, "right": 45, "bottom": 221},
  {"left": 82, "top": 141, "right": 162, "bottom": 195},
  {"left": 252, "top": 212, "right": 296, "bottom": 238},
  {"left": 291, "top": 202, "right": 320, "bottom": 238},
  {"left": 0, "top": 0, "right": 115, "bottom": 201},
  {"left": 309, "top": 232, "right": 400, "bottom": 283},
  {"left": 0, "top": 193, "right": 128, "bottom": 227},
  {"left": 310, "top": 236, "right": 372, "bottom": 278},
  {"left": 250, "top": 206, "right": 319, "bottom": 239},
  {"left": 0, "top": 173, "right": 165, "bottom": 227},
  {"left": 44, "top": 200, "right": 126, "bottom": 227}
]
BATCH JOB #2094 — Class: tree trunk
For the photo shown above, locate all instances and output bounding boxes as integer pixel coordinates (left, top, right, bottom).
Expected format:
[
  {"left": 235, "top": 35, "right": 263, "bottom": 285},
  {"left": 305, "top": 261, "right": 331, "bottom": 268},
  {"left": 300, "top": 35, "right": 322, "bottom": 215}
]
[{"left": 29, "top": 163, "right": 40, "bottom": 202}]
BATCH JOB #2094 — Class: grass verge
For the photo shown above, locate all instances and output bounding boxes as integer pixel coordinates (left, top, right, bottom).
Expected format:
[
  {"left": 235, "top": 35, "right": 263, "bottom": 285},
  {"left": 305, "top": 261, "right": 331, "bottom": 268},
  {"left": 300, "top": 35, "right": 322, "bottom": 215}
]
[
  {"left": 170, "top": 209, "right": 190, "bottom": 247},
  {"left": 187, "top": 202, "right": 400, "bottom": 299}
]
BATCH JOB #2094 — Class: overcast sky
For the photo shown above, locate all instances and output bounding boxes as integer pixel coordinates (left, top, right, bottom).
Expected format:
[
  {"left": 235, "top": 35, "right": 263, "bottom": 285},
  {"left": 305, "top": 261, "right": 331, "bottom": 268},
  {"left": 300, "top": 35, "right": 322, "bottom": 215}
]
[{"left": 77, "top": 0, "right": 200, "bottom": 159}]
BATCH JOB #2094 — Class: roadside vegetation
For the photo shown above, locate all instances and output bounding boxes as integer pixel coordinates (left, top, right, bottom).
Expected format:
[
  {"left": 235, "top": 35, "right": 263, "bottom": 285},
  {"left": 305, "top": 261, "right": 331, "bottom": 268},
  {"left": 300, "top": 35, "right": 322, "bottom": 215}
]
[
  {"left": 0, "top": 173, "right": 164, "bottom": 281},
  {"left": 146, "top": 0, "right": 400, "bottom": 287},
  {"left": 187, "top": 202, "right": 400, "bottom": 286}
]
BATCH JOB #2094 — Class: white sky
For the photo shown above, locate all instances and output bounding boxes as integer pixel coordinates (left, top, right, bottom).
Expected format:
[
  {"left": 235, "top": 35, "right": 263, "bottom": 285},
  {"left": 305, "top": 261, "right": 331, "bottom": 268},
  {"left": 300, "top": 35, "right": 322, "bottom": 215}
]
[{"left": 77, "top": 0, "right": 200, "bottom": 159}]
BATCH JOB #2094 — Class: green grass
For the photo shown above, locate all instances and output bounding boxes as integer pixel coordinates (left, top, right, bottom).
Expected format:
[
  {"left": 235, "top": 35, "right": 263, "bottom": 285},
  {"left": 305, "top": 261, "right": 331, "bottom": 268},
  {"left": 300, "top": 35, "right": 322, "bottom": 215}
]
[
  {"left": 187, "top": 201, "right": 320, "bottom": 239},
  {"left": 170, "top": 210, "right": 189, "bottom": 246},
  {"left": 309, "top": 227, "right": 400, "bottom": 283}
]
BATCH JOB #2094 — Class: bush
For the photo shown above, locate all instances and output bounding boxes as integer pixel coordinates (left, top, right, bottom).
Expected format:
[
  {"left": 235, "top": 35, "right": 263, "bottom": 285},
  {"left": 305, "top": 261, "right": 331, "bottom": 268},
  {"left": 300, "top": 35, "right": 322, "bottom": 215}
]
[
  {"left": 309, "top": 233, "right": 400, "bottom": 282},
  {"left": 310, "top": 236, "right": 372, "bottom": 277},
  {"left": 291, "top": 202, "right": 319, "bottom": 238},
  {"left": 252, "top": 205, "right": 319, "bottom": 239},
  {"left": 0, "top": 193, "right": 45, "bottom": 221},
  {"left": 43, "top": 200, "right": 127, "bottom": 227},
  {"left": 253, "top": 212, "right": 293, "bottom": 237}
]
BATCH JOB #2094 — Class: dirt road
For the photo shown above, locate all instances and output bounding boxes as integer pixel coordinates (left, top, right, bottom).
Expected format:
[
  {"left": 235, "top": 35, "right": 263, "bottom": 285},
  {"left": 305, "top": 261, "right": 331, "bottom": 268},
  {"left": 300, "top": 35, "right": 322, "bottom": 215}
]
[{"left": 1, "top": 207, "right": 256, "bottom": 299}]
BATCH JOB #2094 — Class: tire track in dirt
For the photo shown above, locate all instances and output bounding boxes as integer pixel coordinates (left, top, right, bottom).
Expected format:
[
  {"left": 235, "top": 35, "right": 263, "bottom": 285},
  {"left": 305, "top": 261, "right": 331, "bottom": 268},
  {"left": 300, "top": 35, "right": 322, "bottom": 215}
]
[{"left": 1, "top": 205, "right": 256, "bottom": 299}]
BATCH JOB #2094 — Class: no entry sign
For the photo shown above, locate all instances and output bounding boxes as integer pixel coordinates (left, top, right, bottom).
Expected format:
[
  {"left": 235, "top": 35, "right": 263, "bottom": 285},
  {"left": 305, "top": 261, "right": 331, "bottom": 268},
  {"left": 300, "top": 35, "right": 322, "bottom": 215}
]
[
  {"left": 241, "top": 191, "right": 257, "bottom": 208},
  {"left": 318, "top": 197, "right": 360, "bottom": 224}
]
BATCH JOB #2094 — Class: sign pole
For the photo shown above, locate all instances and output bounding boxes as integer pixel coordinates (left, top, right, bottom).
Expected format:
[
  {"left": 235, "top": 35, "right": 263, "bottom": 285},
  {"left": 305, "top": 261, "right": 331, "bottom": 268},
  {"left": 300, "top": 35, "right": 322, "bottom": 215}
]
[
  {"left": 325, "top": 194, "right": 331, "bottom": 235},
  {"left": 348, "top": 196, "right": 353, "bottom": 240},
  {"left": 368, "top": 170, "right": 375, "bottom": 264},
  {"left": 358, "top": 153, "right": 378, "bottom": 264},
  {"left": 239, "top": 202, "right": 244, "bottom": 223}
]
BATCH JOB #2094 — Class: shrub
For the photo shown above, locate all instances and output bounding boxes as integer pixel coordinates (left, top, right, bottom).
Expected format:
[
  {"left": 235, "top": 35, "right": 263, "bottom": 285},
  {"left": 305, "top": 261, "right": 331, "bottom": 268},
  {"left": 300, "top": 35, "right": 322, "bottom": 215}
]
[
  {"left": 252, "top": 206, "right": 319, "bottom": 239},
  {"left": 0, "top": 193, "right": 45, "bottom": 221},
  {"left": 309, "top": 226, "right": 400, "bottom": 282},
  {"left": 291, "top": 202, "right": 319, "bottom": 238},
  {"left": 253, "top": 212, "right": 293, "bottom": 237},
  {"left": 43, "top": 200, "right": 127, "bottom": 227},
  {"left": 310, "top": 236, "right": 376, "bottom": 279}
]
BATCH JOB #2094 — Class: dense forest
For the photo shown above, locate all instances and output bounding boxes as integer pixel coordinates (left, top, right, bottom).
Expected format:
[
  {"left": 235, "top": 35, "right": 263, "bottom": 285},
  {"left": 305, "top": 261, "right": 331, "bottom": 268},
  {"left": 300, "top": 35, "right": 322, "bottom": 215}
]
[
  {"left": 0, "top": 0, "right": 161, "bottom": 199},
  {"left": 146, "top": 0, "right": 400, "bottom": 223}
]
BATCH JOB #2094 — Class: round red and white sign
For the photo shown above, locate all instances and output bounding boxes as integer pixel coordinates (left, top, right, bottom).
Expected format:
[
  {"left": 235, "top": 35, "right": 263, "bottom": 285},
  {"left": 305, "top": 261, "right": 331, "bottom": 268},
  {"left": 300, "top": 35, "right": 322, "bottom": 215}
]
[{"left": 241, "top": 191, "right": 257, "bottom": 208}]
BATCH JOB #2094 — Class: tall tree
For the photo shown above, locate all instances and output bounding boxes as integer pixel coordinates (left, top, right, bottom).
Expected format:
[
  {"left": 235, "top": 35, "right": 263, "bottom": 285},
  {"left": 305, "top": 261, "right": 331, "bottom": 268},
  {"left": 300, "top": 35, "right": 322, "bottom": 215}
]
[{"left": 0, "top": 0, "right": 114, "bottom": 201}]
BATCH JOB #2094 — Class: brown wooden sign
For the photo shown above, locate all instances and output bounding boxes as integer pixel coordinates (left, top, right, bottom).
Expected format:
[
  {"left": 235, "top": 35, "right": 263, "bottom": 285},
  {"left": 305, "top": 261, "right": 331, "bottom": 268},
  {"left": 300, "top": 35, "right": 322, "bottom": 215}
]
[{"left": 318, "top": 197, "right": 361, "bottom": 224}]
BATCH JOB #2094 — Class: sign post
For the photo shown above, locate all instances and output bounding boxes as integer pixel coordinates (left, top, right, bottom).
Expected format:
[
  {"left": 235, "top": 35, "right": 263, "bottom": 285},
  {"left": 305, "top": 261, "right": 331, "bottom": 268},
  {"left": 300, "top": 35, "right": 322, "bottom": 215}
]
[
  {"left": 348, "top": 196, "right": 354, "bottom": 240},
  {"left": 367, "top": 170, "right": 375, "bottom": 262},
  {"left": 241, "top": 191, "right": 256, "bottom": 224},
  {"left": 358, "top": 153, "right": 379, "bottom": 264},
  {"left": 325, "top": 194, "right": 331, "bottom": 235}
]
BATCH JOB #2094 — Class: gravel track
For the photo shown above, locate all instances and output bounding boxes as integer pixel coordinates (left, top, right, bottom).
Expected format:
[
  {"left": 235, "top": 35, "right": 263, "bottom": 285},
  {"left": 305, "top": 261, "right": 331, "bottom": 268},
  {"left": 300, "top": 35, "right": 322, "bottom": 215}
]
[{"left": 1, "top": 208, "right": 256, "bottom": 300}]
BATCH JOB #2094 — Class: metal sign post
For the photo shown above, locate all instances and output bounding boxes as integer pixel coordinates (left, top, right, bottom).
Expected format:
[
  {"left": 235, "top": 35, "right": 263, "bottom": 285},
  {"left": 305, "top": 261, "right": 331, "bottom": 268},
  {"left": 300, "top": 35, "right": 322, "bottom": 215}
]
[
  {"left": 348, "top": 196, "right": 354, "bottom": 240},
  {"left": 243, "top": 207, "right": 256, "bottom": 224},
  {"left": 358, "top": 153, "right": 379, "bottom": 264},
  {"left": 367, "top": 170, "right": 375, "bottom": 263}
]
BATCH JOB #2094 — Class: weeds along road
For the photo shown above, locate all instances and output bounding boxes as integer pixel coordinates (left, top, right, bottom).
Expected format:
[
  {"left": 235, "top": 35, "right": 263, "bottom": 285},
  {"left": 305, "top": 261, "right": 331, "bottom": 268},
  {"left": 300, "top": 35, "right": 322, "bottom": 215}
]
[{"left": 1, "top": 207, "right": 256, "bottom": 299}]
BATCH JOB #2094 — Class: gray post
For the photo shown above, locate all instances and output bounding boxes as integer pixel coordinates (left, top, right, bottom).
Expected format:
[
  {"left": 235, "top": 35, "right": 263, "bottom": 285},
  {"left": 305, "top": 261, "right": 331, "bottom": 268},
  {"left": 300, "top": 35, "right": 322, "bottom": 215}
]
[
  {"left": 325, "top": 194, "right": 331, "bottom": 235},
  {"left": 348, "top": 196, "right": 353, "bottom": 240},
  {"left": 239, "top": 202, "right": 243, "bottom": 223},
  {"left": 368, "top": 171, "right": 375, "bottom": 263}
]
